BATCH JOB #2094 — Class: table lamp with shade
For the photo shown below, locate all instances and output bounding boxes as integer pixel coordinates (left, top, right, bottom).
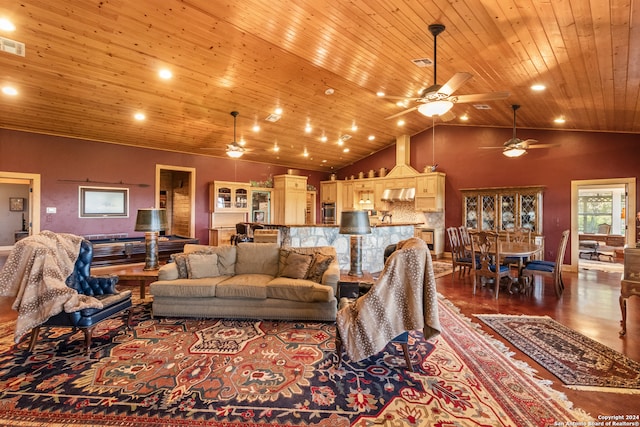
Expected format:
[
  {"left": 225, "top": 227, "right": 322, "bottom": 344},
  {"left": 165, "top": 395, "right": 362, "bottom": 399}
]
[
  {"left": 135, "top": 208, "right": 168, "bottom": 271},
  {"left": 339, "top": 210, "right": 371, "bottom": 277}
]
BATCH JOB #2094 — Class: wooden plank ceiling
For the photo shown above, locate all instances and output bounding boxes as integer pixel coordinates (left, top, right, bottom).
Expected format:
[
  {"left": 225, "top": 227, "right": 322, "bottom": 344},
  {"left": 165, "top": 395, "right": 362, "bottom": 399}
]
[{"left": 0, "top": 0, "right": 638, "bottom": 171}]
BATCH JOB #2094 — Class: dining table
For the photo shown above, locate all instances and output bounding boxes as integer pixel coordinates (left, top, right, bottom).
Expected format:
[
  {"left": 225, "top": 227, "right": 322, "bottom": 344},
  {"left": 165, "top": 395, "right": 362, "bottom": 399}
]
[
  {"left": 465, "top": 240, "right": 543, "bottom": 294},
  {"left": 498, "top": 241, "right": 543, "bottom": 293}
]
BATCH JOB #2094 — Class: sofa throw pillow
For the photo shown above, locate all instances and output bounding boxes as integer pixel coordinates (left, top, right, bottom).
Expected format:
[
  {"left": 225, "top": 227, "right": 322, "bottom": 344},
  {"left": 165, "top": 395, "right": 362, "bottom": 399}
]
[
  {"left": 280, "top": 252, "right": 314, "bottom": 279},
  {"left": 186, "top": 253, "right": 220, "bottom": 279},
  {"left": 306, "top": 253, "right": 335, "bottom": 283},
  {"left": 170, "top": 253, "right": 189, "bottom": 278}
]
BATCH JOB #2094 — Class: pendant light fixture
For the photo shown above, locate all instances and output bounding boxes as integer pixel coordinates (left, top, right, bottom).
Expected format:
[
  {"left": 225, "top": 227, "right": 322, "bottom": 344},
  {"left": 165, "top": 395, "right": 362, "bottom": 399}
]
[{"left": 226, "top": 111, "right": 245, "bottom": 159}]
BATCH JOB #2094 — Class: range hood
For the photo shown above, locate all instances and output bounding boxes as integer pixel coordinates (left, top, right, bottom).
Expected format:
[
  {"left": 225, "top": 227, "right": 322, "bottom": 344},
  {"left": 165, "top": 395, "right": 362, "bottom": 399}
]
[
  {"left": 382, "top": 135, "right": 419, "bottom": 202},
  {"left": 381, "top": 187, "right": 416, "bottom": 202}
]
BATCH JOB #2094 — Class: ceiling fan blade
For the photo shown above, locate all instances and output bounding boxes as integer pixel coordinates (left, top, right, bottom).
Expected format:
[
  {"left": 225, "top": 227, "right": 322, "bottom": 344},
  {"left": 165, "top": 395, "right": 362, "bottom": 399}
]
[
  {"left": 456, "top": 91, "right": 510, "bottom": 103},
  {"left": 385, "top": 106, "right": 418, "bottom": 120},
  {"left": 438, "top": 110, "right": 457, "bottom": 122},
  {"left": 439, "top": 72, "right": 473, "bottom": 96},
  {"left": 528, "top": 143, "right": 559, "bottom": 149},
  {"left": 382, "top": 95, "right": 422, "bottom": 100},
  {"left": 478, "top": 146, "right": 504, "bottom": 149}
]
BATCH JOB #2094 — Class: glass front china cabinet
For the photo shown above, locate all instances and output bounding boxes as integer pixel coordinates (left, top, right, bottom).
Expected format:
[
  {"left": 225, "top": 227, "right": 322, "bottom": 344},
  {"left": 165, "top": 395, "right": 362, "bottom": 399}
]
[{"left": 461, "top": 186, "right": 544, "bottom": 233}]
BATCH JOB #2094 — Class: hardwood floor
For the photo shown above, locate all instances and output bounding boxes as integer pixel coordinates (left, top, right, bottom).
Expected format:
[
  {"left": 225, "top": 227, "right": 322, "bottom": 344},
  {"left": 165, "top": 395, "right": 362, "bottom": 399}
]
[
  {"left": 437, "top": 264, "right": 639, "bottom": 419},
  {"left": 1, "top": 263, "right": 638, "bottom": 419}
]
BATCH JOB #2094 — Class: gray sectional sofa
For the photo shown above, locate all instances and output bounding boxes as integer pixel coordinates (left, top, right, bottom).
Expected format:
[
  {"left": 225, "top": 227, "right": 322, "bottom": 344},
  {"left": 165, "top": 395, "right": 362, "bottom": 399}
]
[{"left": 149, "top": 242, "right": 340, "bottom": 321}]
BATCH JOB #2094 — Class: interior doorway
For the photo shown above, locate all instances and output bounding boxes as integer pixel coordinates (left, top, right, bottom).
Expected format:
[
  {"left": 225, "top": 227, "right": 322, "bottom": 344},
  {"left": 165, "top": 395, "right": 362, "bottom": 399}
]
[
  {"left": 0, "top": 171, "right": 41, "bottom": 251},
  {"left": 570, "top": 177, "right": 636, "bottom": 272},
  {"left": 155, "top": 165, "right": 196, "bottom": 238}
]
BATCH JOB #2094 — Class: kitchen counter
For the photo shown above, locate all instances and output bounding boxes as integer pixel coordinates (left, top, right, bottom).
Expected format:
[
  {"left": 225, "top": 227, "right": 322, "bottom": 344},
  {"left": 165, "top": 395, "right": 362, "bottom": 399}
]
[{"left": 273, "top": 223, "right": 417, "bottom": 273}]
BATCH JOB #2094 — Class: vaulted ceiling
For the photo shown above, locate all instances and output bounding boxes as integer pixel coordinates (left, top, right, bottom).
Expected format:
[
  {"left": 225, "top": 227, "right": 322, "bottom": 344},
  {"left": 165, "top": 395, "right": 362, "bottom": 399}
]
[{"left": 0, "top": 1, "right": 638, "bottom": 171}]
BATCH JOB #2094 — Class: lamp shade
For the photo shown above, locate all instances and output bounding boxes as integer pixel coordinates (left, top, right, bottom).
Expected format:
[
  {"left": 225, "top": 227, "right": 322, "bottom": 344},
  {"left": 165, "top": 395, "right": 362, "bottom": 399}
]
[
  {"left": 502, "top": 147, "right": 526, "bottom": 158},
  {"left": 418, "top": 99, "right": 454, "bottom": 117},
  {"left": 339, "top": 210, "right": 371, "bottom": 235},
  {"left": 135, "top": 208, "right": 168, "bottom": 232}
]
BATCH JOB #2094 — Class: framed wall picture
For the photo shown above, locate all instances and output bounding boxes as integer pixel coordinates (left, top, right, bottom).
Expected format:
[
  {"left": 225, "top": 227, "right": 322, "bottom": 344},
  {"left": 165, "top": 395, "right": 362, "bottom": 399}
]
[
  {"left": 79, "top": 186, "right": 129, "bottom": 218},
  {"left": 9, "top": 197, "right": 25, "bottom": 212}
]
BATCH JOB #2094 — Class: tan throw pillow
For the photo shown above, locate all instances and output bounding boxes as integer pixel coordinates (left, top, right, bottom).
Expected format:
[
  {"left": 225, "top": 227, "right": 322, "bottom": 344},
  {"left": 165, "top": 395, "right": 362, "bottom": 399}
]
[
  {"left": 186, "top": 253, "right": 220, "bottom": 279},
  {"left": 306, "top": 253, "right": 334, "bottom": 283},
  {"left": 280, "top": 252, "right": 314, "bottom": 279},
  {"left": 171, "top": 253, "right": 189, "bottom": 278}
]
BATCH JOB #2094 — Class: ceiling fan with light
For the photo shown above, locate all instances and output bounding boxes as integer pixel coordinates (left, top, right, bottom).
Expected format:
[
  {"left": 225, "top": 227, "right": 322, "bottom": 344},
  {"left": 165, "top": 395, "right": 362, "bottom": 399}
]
[
  {"left": 201, "top": 111, "right": 247, "bottom": 157},
  {"left": 384, "top": 24, "right": 510, "bottom": 120},
  {"left": 481, "top": 104, "right": 558, "bottom": 157}
]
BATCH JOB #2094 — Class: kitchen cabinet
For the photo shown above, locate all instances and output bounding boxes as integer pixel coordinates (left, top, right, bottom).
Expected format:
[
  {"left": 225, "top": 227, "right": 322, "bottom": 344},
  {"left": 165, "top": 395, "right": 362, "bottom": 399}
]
[
  {"left": 415, "top": 172, "right": 445, "bottom": 212},
  {"left": 273, "top": 174, "right": 308, "bottom": 224},
  {"left": 341, "top": 181, "right": 355, "bottom": 212},
  {"left": 461, "top": 186, "right": 544, "bottom": 233},
  {"left": 320, "top": 181, "right": 338, "bottom": 203},
  {"left": 209, "top": 181, "right": 250, "bottom": 212}
]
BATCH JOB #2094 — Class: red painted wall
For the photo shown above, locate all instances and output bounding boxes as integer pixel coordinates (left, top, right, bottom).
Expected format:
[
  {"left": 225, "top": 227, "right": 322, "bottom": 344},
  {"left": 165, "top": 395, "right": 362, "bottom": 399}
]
[
  {"left": 339, "top": 125, "right": 640, "bottom": 262},
  {"left": 0, "top": 129, "right": 328, "bottom": 244}
]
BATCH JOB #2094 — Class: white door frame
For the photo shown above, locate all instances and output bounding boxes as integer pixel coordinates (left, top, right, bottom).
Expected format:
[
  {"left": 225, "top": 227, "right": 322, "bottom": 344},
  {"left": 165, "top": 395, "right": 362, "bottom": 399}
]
[
  {"left": 0, "top": 171, "right": 41, "bottom": 251},
  {"left": 155, "top": 164, "right": 196, "bottom": 238},
  {"left": 570, "top": 177, "right": 636, "bottom": 271}
]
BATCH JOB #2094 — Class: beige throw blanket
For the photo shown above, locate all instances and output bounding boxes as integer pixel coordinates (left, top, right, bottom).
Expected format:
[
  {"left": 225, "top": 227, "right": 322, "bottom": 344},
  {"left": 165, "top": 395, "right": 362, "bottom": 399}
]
[
  {"left": 336, "top": 238, "right": 441, "bottom": 362},
  {"left": 0, "top": 231, "right": 103, "bottom": 343}
]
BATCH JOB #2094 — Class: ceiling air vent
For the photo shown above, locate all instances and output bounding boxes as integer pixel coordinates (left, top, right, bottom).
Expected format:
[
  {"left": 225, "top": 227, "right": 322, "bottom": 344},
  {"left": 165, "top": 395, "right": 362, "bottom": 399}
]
[
  {"left": 265, "top": 113, "right": 281, "bottom": 122},
  {"left": 0, "top": 36, "right": 25, "bottom": 57},
  {"left": 473, "top": 104, "right": 491, "bottom": 110},
  {"left": 339, "top": 134, "right": 352, "bottom": 142},
  {"left": 411, "top": 58, "right": 433, "bottom": 68}
]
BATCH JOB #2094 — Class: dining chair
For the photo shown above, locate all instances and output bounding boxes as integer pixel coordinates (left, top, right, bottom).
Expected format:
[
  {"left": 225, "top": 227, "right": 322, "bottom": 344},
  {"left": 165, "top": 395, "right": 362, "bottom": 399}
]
[
  {"left": 523, "top": 229, "right": 569, "bottom": 297},
  {"left": 470, "top": 230, "right": 511, "bottom": 299},
  {"left": 597, "top": 223, "right": 611, "bottom": 234},
  {"left": 504, "top": 227, "right": 532, "bottom": 275},
  {"left": 446, "top": 227, "right": 472, "bottom": 278}
]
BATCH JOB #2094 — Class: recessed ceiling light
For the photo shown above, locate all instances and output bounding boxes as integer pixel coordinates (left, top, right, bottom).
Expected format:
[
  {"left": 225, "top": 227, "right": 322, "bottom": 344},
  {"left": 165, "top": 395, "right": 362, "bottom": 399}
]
[
  {"left": 273, "top": 144, "right": 280, "bottom": 152},
  {"left": 320, "top": 135, "right": 328, "bottom": 142},
  {"left": 368, "top": 135, "right": 375, "bottom": 141},
  {"left": 325, "top": 88, "right": 334, "bottom": 95},
  {"left": 2, "top": 86, "right": 18, "bottom": 96},
  {"left": 554, "top": 117, "right": 566, "bottom": 124},
  {"left": 252, "top": 124, "right": 260, "bottom": 132},
  {"left": 303, "top": 149, "right": 309, "bottom": 157},
  {"left": 134, "top": 112, "right": 146, "bottom": 121},
  {"left": 337, "top": 139, "right": 344, "bottom": 146},
  {"left": 397, "top": 119, "right": 405, "bottom": 126},
  {"left": 343, "top": 148, "right": 350, "bottom": 153},
  {"left": 376, "top": 91, "right": 385, "bottom": 97},
  {"left": 531, "top": 84, "right": 546, "bottom": 91},
  {"left": 305, "top": 123, "right": 312, "bottom": 133},
  {"left": 0, "top": 18, "right": 16, "bottom": 32},
  {"left": 322, "top": 159, "right": 327, "bottom": 163},
  {"left": 459, "top": 114, "right": 469, "bottom": 121},
  {"left": 351, "top": 123, "right": 358, "bottom": 132},
  {"left": 158, "top": 69, "right": 172, "bottom": 80},
  {"left": 274, "top": 107, "right": 283, "bottom": 115}
]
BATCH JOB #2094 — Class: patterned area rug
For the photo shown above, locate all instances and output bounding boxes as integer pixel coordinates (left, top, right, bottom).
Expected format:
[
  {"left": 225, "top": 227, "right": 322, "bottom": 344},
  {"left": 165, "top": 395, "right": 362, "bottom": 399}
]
[
  {"left": 432, "top": 260, "right": 453, "bottom": 278},
  {"left": 0, "top": 299, "right": 591, "bottom": 426},
  {"left": 476, "top": 314, "right": 640, "bottom": 393}
]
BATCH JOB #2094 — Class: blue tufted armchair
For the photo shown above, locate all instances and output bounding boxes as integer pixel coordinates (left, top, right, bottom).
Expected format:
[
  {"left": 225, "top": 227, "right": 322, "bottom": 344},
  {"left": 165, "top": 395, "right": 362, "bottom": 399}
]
[{"left": 27, "top": 239, "right": 133, "bottom": 354}]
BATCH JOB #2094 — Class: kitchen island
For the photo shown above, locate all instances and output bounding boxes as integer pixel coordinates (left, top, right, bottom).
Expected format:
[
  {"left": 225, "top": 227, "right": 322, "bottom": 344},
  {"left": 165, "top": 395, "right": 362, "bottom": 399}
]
[{"left": 264, "top": 223, "right": 418, "bottom": 273}]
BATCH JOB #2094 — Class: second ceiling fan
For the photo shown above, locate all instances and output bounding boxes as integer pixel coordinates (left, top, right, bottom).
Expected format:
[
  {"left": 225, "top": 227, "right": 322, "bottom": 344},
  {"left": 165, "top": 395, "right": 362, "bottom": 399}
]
[
  {"left": 481, "top": 104, "right": 558, "bottom": 157},
  {"left": 384, "top": 24, "right": 510, "bottom": 120}
]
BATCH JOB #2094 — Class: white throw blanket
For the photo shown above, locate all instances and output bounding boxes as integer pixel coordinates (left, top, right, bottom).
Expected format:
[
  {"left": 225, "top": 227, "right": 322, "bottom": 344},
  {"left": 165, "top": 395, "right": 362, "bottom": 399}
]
[
  {"left": 336, "top": 238, "right": 441, "bottom": 362},
  {"left": 0, "top": 231, "right": 103, "bottom": 343}
]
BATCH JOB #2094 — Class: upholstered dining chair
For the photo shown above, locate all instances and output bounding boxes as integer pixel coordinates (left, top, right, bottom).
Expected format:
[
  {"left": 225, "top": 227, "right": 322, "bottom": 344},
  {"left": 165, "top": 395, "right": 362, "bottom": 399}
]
[
  {"left": 523, "top": 229, "right": 569, "bottom": 297},
  {"left": 446, "top": 227, "right": 473, "bottom": 278},
  {"left": 27, "top": 238, "right": 133, "bottom": 354},
  {"left": 503, "top": 227, "right": 532, "bottom": 275},
  {"left": 470, "top": 230, "right": 512, "bottom": 299},
  {"left": 335, "top": 238, "right": 440, "bottom": 372}
]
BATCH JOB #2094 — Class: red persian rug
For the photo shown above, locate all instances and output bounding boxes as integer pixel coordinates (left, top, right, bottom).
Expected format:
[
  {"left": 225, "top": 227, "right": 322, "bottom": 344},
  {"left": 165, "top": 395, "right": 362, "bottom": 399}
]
[{"left": 0, "top": 298, "right": 591, "bottom": 426}]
